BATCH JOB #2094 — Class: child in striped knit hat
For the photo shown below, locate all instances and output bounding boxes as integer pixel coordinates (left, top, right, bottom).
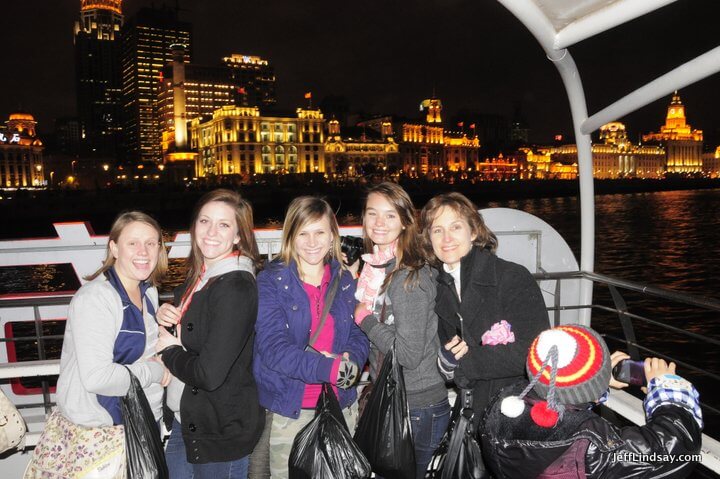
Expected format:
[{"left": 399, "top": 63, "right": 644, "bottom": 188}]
[{"left": 480, "top": 325, "right": 703, "bottom": 479}]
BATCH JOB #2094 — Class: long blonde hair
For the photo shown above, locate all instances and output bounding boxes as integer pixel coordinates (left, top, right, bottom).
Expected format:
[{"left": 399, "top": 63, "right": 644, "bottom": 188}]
[
  {"left": 363, "top": 182, "right": 424, "bottom": 290},
  {"left": 187, "top": 189, "right": 261, "bottom": 285},
  {"left": 279, "top": 196, "right": 342, "bottom": 276},
  {"left": 85, "top": 211, "right": 168, "bottom": 286}
]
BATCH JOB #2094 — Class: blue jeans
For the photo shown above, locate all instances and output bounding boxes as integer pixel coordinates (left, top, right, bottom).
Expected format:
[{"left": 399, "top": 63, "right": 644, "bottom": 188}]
[
  {"left": 410, "top": 398, "right": 451, "bottom": 479},
  {"left": 165, "top": 419, "right": 249, "bottom": 479}
]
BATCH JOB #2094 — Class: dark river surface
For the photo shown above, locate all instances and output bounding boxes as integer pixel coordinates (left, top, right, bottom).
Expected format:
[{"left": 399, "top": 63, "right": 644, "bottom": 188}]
[{"left": 2, "top": 188, "right": 720, "bottom": 435}]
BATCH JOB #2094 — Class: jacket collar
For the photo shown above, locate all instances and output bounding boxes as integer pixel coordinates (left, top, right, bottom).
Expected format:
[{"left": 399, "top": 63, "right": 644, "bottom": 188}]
[
  {"left": 437, "top": 245, "right": 498, "bottom": 291},
  {"left": 463, "top": 245, "right": 498, "bottom": 289},
  {"left": 275, "top": 257, "right": 343, "bottom": 285}
]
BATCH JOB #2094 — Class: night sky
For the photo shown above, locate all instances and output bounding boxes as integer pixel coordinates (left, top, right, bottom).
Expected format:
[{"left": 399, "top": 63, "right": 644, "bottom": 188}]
[{"left": 1, "top": 0, "right": 719, "bottom": 145}]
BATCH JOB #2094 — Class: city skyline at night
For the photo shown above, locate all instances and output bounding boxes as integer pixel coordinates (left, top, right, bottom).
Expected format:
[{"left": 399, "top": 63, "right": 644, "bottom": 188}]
[{"left": 0, "top": 0, "right": 718, "bottom": 146}]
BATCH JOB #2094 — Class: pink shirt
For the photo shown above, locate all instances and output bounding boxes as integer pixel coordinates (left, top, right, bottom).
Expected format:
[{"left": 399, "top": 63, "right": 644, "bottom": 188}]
[{"left": 301, "top": 264, "right": 341, "bottom": 408}]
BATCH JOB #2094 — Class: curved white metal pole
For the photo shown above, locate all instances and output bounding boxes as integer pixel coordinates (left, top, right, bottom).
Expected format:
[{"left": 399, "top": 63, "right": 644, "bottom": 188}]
[
  {"left": 583, "top": 45, "right": 720, "bottom": 134},
  {"left": 549, "top": 49, "right": 595, "bottom": 326},
  {"left": 496, "top": 0, "right": 595, "bottom": 325}
]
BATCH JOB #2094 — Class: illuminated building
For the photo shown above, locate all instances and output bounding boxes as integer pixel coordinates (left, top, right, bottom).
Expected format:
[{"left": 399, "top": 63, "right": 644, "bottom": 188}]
[
  {"left": 474, "top": 154, "right": 518, "bottom": 180},
  {"left": 158, "top": 50, "right": 277, "bottom": 164},
  {"left": 121, "top": 6, "right": 192, "bottom": 163},
  {"left": 396, "top": 97, "right": 445, "bottom": 176},
  {"left": 74, "top": 0, "right": 123, "bottom": 158},
  {"left": 189, "top": 106, "right": 325, "bottom": 177},
  {"left": 551, "top": 122, "right": 665, "bottom": 179},
  {"left": 702, "top": 147, "right": 720, "bottom": 178},
  {"left": 642, "top": 92, "right": 703, "bottom": 174},
  {"left": 0, "top": 113, "right": 45, "bottom": 188},
  {"left": 324, "top": 119, "right": 399, "bottom": 177},
  {"left": 158, "top": 47, "right": 234, "bottom": 155},
  {"left": 516, "top": 147, "right": 552, "bottom": 179},
  {"left": 223, "top": 55, "right": 277, "bottom": 107},
  {"left": 443, "top": 130, "right": 480, "bottom": 172}
]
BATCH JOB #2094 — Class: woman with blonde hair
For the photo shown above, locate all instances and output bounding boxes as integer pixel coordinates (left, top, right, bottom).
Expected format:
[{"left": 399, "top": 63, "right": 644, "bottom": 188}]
[
  {"left": 253, "top": 196, "right": 369, "bottom": 479},
  {"left": 156, "top": 189, "right": 265, "bottom": 478},
  {"left": 355, "top": 182, "right": 450, "bottom": 478},
  {"left": 53, "top": 211, "right": 170, "bottom": 476}
]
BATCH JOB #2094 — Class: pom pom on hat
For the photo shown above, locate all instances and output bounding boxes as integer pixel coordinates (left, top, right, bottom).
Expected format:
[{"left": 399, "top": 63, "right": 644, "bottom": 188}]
[
  {"left": 500, "top": 395, "right": 526, "bottom": 418},
  {"left": 530, "top": 401, "right": 559, "bottom": 428},
  {"left": 499, "top": 325, "right": 611, "bottom": 429}
]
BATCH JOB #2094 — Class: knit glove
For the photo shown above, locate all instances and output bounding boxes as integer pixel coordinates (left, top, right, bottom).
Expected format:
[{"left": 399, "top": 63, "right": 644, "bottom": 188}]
[{"left": 335, "top": 357, "right": 359, "bottom": 389}]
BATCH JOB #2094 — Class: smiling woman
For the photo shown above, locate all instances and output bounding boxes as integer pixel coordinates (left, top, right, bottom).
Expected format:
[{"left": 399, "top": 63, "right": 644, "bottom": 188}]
[
  {"left": 155, "top": 189, "right": 265, "bottom": 479},
  {"left": 253, "top": 196, "right": 369, "bottom": 479},
  {"left": 27, "top": 211, "right": 170, "bottom": 477}
]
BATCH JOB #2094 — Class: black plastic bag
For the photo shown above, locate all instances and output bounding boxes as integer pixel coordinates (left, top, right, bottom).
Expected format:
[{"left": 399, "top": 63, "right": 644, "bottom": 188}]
[
  {"left": 354, "top": 346, "right": 416, "bottom": 479},
  {"left": 427, "top": 403, "right": 487, "bottom": 479},
  {"left": 289, "top": 383, "right": 371, "bottom": 479},
  {"left": 121, "top": 368, "right": 169, "bottom": 479}
]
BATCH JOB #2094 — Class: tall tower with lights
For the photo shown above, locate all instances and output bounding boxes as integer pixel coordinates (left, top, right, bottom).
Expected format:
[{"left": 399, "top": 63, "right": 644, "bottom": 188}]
[
  {"left": 642, "top": 92, "right": 703, "bottom": 174},
  {"left": 121, "top": 6, "right": 192, "bottom": 163},
  {"left": 74, "top": 0, "right": 124, "bottom": 159}
]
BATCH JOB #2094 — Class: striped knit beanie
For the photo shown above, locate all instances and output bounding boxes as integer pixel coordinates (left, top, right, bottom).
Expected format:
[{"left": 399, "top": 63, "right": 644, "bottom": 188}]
[{"left": 500, "top": 325, "right": 611, "bottom": 428}]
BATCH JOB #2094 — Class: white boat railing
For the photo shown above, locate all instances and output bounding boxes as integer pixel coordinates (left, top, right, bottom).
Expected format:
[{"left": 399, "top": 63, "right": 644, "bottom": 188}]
[{"left": 0, "top": 223, "right": 718, "bottom": 474}]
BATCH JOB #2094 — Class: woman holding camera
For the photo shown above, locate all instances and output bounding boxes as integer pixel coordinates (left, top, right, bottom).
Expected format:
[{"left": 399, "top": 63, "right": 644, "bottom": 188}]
[
  {"left": 355, "top": 182, "right": 450, "bottom": 478},
  {"left": 253, "top": 196, "right": 369, "bottom": 479}
]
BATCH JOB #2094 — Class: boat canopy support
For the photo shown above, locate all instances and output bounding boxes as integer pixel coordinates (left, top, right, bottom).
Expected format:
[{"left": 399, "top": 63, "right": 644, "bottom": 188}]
[{"left": 496, "top": 0, "right": 720, "bottom": 325}]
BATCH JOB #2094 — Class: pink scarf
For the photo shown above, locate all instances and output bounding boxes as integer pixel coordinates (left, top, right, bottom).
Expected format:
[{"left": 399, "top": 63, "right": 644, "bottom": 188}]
[{"left": 355, "top": 241, "right": 396, "bottom": 323}]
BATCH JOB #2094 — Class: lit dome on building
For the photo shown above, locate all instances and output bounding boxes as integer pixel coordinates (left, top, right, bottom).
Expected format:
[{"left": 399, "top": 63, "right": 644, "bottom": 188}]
[
  {"left": 81, "top": 0, "right": 122, "bottom": 15},
  {"left": 9, "top": 113, "right": 35, "bottom": 122}
]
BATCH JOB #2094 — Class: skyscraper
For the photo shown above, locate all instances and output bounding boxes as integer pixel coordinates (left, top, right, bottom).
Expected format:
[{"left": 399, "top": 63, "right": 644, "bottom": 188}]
[
  {"left": 223, "top": 54, "right": 277, "bottom": 107},
  {"left": 74, "top": 0, "right": 124, "bottom": 159},
  {"left": 121, "top": 6, "right": 191, "bottom": 163}
]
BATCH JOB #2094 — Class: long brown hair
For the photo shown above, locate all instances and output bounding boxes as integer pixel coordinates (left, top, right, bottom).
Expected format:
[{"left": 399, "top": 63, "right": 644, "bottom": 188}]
[
  {"left": 279, "top": 196, "right": 343, "bottom": 278},
  {"left": 85, "top": 211, "right": 168, "bottom": 286},
  {"left": 419, "top": 192, "right": 498, "bottom": 265},
  {"left": 187, "top": 189, "right": 261, "bottom": 285},
  {"left": 363, "top": 182, "right": 424, "bottom": 290}
]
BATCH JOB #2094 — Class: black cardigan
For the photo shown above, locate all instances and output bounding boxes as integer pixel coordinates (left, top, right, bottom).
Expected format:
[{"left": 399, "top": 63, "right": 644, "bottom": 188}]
[
  {"left": 435, "top": 246, "right": 549, "bottom": 420},
  {"left": 161, "top": 270, "right": 264, "bottom": 464}
]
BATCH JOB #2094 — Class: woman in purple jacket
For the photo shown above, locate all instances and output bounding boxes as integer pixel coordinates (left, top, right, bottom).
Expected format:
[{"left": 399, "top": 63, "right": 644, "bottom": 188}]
[{"left": 253, "top": 196, "right": 370, "bottom": 479}]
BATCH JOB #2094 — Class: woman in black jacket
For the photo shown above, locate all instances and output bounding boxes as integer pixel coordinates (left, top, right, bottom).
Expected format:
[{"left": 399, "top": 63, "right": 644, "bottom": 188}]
[
  {"left": 156, "top": 189, "right": 265, "bottom": 479},
  {"left": 419, "top": 192, "right": 549, "bottom": 425}
]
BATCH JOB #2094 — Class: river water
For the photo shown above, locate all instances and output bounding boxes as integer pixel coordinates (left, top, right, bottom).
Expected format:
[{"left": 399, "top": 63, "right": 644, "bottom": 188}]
[{"left": 2, "top": 188, "right": 720, "bottom": 426}]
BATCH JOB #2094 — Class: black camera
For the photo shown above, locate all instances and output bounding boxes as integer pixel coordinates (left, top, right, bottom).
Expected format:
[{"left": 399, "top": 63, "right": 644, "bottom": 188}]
[{"left": 340, "top": 235, "right": 364, "bottom": 265}]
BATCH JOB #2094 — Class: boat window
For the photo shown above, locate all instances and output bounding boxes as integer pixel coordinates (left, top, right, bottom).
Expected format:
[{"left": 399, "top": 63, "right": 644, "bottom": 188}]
[{"left": 4, "top": 320, "right": 64, "bottom": 394}]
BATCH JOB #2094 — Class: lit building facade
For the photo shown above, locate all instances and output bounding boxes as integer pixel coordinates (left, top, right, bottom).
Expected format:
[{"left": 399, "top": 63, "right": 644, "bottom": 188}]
[
  {"left": 158, "top": 51, "right": 277, "bottom": 162},
  {"left": 443, "top": 130, "right": 480, "bottom": 172},
  {"left": 324, "top": 120, "right": 399, "bottom": 176},
  {"left": 0, "top": 113, "right": 45, "bottom": 188},
  {"left": 474, "top": 154, "right": 518, "bottom": 180},
  {"left": 158, "top": 53, "right": 235, "bottom": 155},
  {"left": 552, "top": 122, "right": 665, "bottom": 179},
  {"left": 223, "top": 55, "right": 277, "bottom": 107},
  {"left": 642, "top": 92, "right": 703, "bottom": 174},
  {"left": 74, "top": 0, "right": 124, "bottom": 158},
  {"left": 702, "top": 147, "right": 720, "bottom": 178},
  {"left": 121, "top": 7, "right": 192, "bottom": 163},
  {"left": 516, "top": 147, "right": 552, "bottom": 179},
  {"left": 398, "top": 98, "right": 444, "bottom": 176},
  {"left": 189, "top": 106, "right": 325, "bottom": 177}
]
